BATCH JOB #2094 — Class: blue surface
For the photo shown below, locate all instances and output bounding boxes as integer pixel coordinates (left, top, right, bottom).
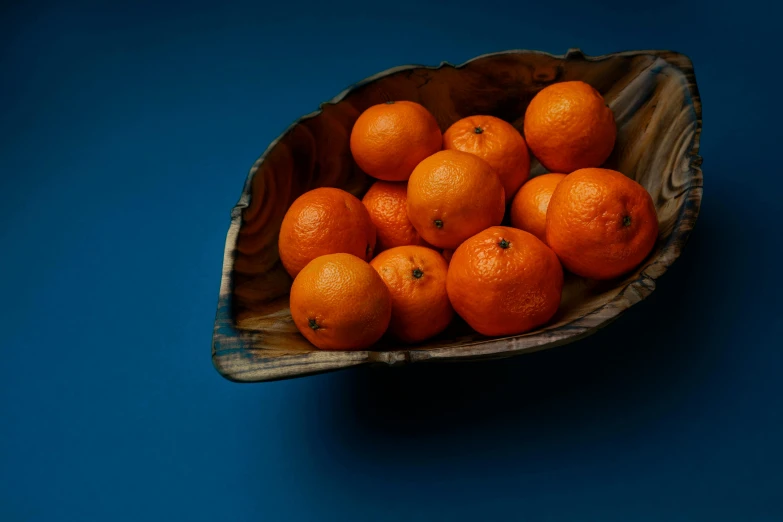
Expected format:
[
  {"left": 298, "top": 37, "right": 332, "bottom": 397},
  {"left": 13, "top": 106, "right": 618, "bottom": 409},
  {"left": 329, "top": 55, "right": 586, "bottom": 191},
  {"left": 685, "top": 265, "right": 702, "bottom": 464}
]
[{"left": 2, "top": 1, "right": 782, "bottom": 520}]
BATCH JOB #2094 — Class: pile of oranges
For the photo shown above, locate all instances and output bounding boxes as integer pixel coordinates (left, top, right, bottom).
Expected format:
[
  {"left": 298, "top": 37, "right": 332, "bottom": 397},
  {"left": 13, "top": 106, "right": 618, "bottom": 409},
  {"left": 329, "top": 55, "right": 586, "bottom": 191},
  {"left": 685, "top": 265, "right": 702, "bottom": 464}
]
[{"left": 279, "top": 81, "right": 659, "bottom": 351}]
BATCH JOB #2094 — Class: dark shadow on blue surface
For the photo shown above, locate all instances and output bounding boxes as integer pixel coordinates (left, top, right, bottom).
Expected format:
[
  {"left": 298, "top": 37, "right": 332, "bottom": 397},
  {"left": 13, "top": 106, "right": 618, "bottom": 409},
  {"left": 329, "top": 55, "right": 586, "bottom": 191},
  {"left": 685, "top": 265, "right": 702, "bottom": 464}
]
[{"left": 309, "top": 216, "right": 712, "bottom": 468}]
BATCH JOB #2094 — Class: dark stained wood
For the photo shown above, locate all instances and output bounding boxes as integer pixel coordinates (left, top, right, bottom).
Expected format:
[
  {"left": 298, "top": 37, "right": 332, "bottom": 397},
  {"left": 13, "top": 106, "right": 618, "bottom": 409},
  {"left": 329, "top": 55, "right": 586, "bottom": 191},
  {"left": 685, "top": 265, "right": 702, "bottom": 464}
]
[{"left": 212, "top": 48, "right": 704, "bottom": 383}]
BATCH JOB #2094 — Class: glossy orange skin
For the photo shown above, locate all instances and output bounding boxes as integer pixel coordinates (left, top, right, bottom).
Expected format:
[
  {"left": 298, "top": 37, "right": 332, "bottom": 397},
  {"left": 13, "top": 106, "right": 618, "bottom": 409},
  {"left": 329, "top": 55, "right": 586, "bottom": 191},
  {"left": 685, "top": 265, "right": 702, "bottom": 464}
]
[
  {"left": 407, "top": 149, "right": 505, "bottom": 250},
  {"left": 370, "top": 245, "right": 453, "bottom": 343},
  {"left": 545, "top": 168, "right": 659, "bottom": 280},
  {"left": 523, "top": 81, "right": 616, "bottom": 173},
  {"left": 278, "top": 187, "right": 376, "bottom": 279},
  {"left": 443, "top": 115, "right": 531, "bottom": 202},
  {"left": 361, "top": 180, "right": 427, "bottom": 254},
  {"left": 447, "top": 226, "right": 563, "bottom": 336},
  {"left": 349, "top": 101, "right": 442, "bottom": 181},
  {"left": 290, "top": 253, "right": 392, "bottom": 351},
  {"left": 510, "top": 173, "right": 567, "bottom": 242}
]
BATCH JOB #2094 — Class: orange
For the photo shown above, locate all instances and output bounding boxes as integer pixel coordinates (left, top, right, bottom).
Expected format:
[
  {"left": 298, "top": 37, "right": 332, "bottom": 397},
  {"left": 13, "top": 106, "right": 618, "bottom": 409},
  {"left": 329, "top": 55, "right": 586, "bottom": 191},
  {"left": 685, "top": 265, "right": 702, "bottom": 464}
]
[
  {"left": 370, "top": 245, "right": 453, "bottom": 343},
  {"left": 278, "top": 187, "right": 376, "bottom": 279},
  {"left": 523, "top": 81, "right": 616, "bottom": 173},
  {"left": 443, "top": 114, "right": 530, "bottom": 202},
  {"left": 289, "top": 253, "right": 392, "bottom": 350},
  {"left": 361, "top": 180, "right": 426, "bottom": 253},
  {"left": 447, "top": 226, "right": 563, "bottom": 336},
  {"left": 349, "top": 100, "right": 442, "bottom": 181},
  {"left": 510, "top": 173, "right": 567, "bottom": 242},
  {"left": 546, "top": 168, "right": 659, "bottom": 280},
  {"left": 406, "top": 149, "right": 505, "bottom": 249}
]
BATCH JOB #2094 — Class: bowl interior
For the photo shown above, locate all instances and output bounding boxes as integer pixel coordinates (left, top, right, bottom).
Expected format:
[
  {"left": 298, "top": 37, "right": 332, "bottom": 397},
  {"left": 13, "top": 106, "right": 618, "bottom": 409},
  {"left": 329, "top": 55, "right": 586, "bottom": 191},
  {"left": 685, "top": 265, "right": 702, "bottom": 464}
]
[{"left": 216, "top": 49, "right": 703, "bottom": 377}]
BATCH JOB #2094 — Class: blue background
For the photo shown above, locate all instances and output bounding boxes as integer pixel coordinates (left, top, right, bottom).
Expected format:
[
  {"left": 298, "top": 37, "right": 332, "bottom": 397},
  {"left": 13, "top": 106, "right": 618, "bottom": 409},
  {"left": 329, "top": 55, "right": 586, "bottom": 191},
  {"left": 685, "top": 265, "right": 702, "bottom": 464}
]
[{"left": 2, "top": 0, "right": 782, "bottom": 520}]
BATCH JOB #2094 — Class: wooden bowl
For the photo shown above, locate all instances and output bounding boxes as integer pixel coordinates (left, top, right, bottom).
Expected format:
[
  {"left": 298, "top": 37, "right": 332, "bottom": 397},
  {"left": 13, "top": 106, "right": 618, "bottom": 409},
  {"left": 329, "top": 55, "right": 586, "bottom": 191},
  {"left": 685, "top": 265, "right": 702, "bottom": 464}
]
[{"left": 212, "top": 48, "right": 703, "bottom": 383}]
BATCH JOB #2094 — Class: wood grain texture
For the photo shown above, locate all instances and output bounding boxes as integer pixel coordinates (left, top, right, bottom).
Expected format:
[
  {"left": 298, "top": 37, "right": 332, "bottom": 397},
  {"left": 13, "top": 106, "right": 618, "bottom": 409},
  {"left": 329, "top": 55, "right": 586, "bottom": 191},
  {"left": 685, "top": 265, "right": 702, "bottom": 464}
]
[{"left": 212, "top": 48, "right": 704, "bottom": 383}]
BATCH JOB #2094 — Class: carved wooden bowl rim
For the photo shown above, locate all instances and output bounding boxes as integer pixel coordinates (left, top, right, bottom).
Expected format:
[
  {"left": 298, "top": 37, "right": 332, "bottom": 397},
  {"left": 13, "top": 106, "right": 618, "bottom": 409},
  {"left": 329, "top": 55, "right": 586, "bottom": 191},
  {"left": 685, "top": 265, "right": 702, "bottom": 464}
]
[{"left": 212, "top": 48, "right": 704, "bottom": 383}]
